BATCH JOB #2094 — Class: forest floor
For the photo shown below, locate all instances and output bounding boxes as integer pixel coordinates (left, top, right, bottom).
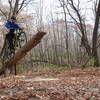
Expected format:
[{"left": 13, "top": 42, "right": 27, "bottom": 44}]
[{"left": 0, "top": 67, "right": 100, "bottom": 100}]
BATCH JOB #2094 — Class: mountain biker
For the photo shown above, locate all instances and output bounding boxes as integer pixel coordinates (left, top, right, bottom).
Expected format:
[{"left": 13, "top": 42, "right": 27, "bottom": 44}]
[{"left": 5, "top": 16, "right": 22, "bottom": 52}]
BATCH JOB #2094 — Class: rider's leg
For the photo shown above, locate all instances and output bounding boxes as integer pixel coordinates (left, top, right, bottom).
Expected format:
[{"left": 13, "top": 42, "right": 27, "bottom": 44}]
[
  {"left": 6, "top": 34, "right": 11, "bottom": 49},
  {"left": 11, "top": 34, "right": 15, "bottom": 51},
  {"left": 6, "top": 33, "right": 15, "bottom": 52},
  {"left": 10, "top": 34, "right": 15, "bottom": 53}
]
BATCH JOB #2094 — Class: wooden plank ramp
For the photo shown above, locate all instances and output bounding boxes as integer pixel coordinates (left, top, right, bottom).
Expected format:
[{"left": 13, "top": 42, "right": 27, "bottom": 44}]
[{"left": 0, "top": 32, "right": 46, "bottom": 75}]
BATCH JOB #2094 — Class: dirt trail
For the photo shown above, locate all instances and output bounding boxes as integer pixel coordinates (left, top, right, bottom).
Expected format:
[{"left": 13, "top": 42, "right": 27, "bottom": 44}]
[
  {"left": 16, "top": 76, "right": 60, "bottom": 82},
  {"left": 0, "top": 68, "right": 100, "bottom": 100}
]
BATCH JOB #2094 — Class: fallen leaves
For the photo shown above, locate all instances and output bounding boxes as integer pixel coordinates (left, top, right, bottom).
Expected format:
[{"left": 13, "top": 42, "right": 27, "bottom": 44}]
[{"left": 0, "top": 68, "right": 100, "bottom": 100}]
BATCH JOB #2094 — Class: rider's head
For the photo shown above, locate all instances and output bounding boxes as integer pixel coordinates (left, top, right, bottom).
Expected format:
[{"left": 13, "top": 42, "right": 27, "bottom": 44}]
[{"left": 11, "top": 16, "right": 16, "bottom": 22}]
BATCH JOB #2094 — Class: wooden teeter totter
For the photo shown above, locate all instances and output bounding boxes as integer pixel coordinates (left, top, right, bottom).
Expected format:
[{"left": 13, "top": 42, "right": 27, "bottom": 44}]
[{"left": 0, "top": 32, "right": 46, "bottom": 75}]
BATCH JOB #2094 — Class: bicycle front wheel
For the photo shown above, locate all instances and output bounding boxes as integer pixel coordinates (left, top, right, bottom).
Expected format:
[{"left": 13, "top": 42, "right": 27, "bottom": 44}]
[{"left": 18, "top": 31, "right": 27, "bottom": 48}]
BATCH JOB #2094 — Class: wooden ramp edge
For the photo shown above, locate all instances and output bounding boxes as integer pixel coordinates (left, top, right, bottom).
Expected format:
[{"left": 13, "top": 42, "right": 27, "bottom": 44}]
[{"left": 0, "top": 32, "right": 46, "bottom": 75}]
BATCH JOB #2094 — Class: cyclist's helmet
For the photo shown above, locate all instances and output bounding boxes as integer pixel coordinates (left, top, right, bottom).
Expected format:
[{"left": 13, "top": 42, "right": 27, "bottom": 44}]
[{"left": 11, "top": 16, "right": 16, "bottom": 20}]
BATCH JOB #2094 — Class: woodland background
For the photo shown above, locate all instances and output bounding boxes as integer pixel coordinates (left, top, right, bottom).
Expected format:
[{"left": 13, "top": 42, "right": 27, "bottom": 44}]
[{"left": 0, "top": 0, "right": 100, "bottom": 73}]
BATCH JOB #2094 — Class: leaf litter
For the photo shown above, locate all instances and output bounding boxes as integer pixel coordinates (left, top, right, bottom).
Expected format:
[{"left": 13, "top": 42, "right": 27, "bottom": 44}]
[{"left": 0, "top": 68, "right": 100, "bottom": 100}]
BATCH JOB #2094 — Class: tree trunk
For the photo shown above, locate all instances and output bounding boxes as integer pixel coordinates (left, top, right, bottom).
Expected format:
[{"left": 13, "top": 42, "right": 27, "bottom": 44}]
[
  {"left": 13, "top": 0, "right": 19, "bottom": 16},
  {"left": 92, "top": 0, "right": 100, "bottom": 66}
]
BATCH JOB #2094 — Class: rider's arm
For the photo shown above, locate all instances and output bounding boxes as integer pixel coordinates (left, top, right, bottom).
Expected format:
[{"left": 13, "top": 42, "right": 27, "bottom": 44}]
[
  {"left": 14, "top": 24, "right": 23, "bottom": 33},
  {"left": 5, "top": 21, "right": 10, "bottom": 28},
  {"left": 5, "top": 21, "right": 11, "bottom": 32},
  {"left": 15, "top": 23, "right": 22, "bottom": 30}
]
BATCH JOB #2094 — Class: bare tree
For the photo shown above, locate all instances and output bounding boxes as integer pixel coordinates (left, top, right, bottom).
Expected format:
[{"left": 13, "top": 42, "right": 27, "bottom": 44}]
[
  {"left": 0, "top": 0, "right": 34, "bottom": 20},
  {"left": 92, "top": 0, "right": 100, "bottom": 66},
  {"left": 58, "top": 0, "right": 70, "bottom": 64},
  {"left": 58, "top": 0, "right": 100, "bottom": 66}
]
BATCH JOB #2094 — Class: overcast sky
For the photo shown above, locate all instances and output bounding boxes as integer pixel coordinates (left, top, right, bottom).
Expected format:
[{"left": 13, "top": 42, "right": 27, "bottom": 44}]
[
  {"left": 0, "top": 0, "right": 95, "bottom": 24},
  {"left": 42, "top": 0, "right": 94, "bottom": 24}
]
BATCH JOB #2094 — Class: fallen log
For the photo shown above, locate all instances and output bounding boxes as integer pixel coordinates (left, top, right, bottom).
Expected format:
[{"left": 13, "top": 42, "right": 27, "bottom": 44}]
[{"left": 0, "top": 32, "right": 46, "bottom": 75}]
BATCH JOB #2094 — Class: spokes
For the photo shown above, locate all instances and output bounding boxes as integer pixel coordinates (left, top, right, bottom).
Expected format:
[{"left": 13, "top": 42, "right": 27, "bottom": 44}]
[{"left": 18, "top": 32, "right": 27, "bottom": 47}]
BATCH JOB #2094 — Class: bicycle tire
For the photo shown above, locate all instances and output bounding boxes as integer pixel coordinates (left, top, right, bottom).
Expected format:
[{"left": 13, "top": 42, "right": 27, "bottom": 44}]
[{"left": 18, "top": 31, "right": 27, "bottom": 48}]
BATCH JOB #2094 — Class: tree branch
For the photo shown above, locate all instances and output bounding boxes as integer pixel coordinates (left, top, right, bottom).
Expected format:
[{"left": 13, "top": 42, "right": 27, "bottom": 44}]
[{"left": 0, "top": 8, "right": 7, "bottom": 19}]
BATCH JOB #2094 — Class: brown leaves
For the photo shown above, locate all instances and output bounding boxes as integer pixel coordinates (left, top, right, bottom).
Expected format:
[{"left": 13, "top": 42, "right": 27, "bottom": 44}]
[{"left": 0, "top": 68, "right": 100, "bottom": 100}]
